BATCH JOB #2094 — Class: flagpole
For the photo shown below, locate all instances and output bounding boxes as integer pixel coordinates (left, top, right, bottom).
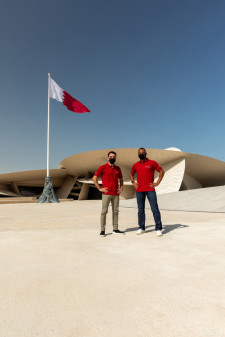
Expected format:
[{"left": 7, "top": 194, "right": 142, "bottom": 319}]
[
  {"left": 37, "top": 73, "right": 59, "bottom": 203},
  {"left": 47, "top": 73, "right": 50, "bottom": 177}
]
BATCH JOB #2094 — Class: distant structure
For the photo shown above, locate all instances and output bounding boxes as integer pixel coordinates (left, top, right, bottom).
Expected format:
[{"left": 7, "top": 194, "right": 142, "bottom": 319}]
[{"left": 0, "top": 148, "right": 225, "bottom": 201}]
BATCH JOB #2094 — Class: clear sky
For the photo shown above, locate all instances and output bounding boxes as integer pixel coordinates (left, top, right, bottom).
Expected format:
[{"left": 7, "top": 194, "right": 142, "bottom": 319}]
[{"left": 0, "top": 0, "right": 225, "bottom": 174}]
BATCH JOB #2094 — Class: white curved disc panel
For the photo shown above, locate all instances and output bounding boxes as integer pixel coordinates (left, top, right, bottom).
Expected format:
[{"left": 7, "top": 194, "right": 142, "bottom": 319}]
[{"left": 155, "top": 158, "right": 185, "bottom": 195}]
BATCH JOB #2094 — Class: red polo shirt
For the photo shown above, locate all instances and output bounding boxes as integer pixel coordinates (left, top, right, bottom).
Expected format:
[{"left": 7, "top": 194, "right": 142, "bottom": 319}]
[
  {"left": 95, "top": 163, "right": 122, "bottom": 196},
  {"left": 131, "top": 158, "right": 162, "bottom": 192}
]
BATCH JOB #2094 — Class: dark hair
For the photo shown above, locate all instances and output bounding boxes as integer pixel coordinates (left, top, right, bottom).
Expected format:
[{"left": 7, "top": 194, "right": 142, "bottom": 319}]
[
  {"left": 108, "top": 151, "right": 117, "bottom": 157},
  {"left": 138, "top": 147, "right": 146, "bottom": 151}
]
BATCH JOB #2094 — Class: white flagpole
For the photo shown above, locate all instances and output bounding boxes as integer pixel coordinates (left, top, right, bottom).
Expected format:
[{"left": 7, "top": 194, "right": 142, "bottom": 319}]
[
  {"left": 38, "top": 73, "right": 58, "bottom": 203},
  {"left": 47, "top": 73, "right": 50, "bottom": 177}
]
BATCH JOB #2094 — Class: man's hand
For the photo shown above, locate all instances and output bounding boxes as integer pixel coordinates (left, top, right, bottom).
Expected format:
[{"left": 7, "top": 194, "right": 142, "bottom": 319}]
[
  {"left": 100, "top": 187, "right": 108, "bottom": 193},
  {"left": 150, "top": 169, "right": 164, "bottom": 188},
  {"left": 118, "top": 186, "right": 123, "bottom": 194},
  {"left": 132, "top": 182, "right": 138, "bottom": 190},
  {"left": 150, "top": 182, "right": 159, "bottom": 188}
]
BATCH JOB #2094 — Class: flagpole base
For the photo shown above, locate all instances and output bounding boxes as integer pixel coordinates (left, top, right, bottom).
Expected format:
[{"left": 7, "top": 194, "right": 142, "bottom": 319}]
[{"left": 38, "top": 176, "right": 59, "bottom": 203}]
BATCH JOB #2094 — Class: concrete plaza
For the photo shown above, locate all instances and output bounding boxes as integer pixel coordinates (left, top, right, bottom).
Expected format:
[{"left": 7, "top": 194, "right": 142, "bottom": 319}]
[{"left": 0, "top": 200, "right": 225, "bottom": 337}]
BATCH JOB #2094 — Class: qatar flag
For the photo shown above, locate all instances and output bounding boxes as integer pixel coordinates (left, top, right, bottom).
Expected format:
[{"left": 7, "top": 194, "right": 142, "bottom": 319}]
[{"left": 49, "top": 77, "right": 90, "bottom": 113}]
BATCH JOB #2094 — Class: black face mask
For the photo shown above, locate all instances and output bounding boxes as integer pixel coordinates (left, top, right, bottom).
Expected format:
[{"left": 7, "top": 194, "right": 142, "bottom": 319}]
[
  {"left": 138, "top": 154, "right": 146, "bottom": 160},
  {"left": 109, "top": 158, "right": 116, "bottom": 164}
]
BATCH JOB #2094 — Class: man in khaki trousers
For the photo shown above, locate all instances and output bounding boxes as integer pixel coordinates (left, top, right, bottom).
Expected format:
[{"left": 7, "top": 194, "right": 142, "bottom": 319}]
[{"left": 93, "top": 151, "right": 124, "bottom": 237}]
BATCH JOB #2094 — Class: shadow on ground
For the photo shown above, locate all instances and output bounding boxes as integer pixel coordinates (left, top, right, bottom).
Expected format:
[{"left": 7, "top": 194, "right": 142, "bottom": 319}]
[
  {"left": 162, "top": 223, "right": 188, "bottom": 234},
  {"left": 126, "top": 223, "right": 188, "bottom": 234}
]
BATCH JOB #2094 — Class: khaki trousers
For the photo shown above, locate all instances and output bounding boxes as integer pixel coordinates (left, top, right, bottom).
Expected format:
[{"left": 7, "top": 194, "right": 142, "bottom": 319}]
[{"left": 101, "top": 194, "right": 119, "bottom": 231}]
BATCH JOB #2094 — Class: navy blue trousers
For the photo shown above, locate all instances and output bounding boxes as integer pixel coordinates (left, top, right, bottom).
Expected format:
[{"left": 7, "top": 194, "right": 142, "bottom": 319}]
[{"left": 136, "top": 191, "right": 162, "bottom": 231}]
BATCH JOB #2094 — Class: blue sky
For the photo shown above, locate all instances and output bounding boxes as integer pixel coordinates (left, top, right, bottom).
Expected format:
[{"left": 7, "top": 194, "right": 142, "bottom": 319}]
[{"left": 0, "top": 0, "right": 225, "bottom": 173}]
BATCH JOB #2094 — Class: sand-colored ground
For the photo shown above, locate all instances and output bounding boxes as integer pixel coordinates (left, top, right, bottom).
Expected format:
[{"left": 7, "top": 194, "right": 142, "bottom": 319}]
[{"left": 0, "top": 200, "right": 225, "bottom": 337}]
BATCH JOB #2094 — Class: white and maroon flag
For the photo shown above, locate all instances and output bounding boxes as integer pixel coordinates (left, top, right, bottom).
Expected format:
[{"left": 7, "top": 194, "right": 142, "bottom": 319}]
[{"left": 49, "top": 77, "right": 90, "bottom": 113}]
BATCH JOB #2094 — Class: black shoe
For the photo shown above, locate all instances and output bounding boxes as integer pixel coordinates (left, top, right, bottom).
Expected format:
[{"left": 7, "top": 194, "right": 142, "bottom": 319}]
[
  {"left": 112, "top": 229, "right": 125, "bottom": 234},
  {"left": 100, "top": 231, "right": 106, "bottom": 237}
]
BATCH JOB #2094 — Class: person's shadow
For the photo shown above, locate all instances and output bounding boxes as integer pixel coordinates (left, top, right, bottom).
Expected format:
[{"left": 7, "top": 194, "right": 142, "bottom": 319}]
[
  {"left": 161, "top": 223, "right": 188, "bottom": 234},
  {"left": 126, "top": 223, "right": 188, "bottom": 235}
]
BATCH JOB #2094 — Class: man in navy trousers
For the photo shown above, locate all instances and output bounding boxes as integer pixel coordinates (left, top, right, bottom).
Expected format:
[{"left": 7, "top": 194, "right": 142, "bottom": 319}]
[{"left": 130, "top": 147, "right": 164, "bottom": 236}]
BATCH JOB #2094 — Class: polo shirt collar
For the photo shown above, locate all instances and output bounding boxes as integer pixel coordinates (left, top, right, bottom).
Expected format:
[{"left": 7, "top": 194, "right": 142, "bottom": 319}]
[
  {"left": 107, "top": 162, "right": 115, "bottom": 168},
  {"left": 139, "top": 158, "right": 149, "bottom": 163}
]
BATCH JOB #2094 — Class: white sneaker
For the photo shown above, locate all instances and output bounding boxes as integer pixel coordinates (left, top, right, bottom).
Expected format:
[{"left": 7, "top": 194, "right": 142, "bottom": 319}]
[
  {"left": 156, "top": 230, "right": 163, "bottom": 237},
  {"left": 136, "top": 228, "right": 145, "bottom": 235}
]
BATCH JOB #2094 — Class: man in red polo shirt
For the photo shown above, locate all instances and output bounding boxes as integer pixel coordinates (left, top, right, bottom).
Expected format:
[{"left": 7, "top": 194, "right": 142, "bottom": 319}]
[
  {"left": 130, "top": 148, "right": 165, "bottom": 236},
  {"left": 93, "top": 151, "right": 124, "bottom": 237}
]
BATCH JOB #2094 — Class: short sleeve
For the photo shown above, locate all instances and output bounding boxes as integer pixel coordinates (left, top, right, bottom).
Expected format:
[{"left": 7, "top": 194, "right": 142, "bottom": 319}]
[
  {"left": 94, "top": 165, "right": 104, "bottom": 177},
  {"left": 130, "top": 164, "right": 136, "bottom": 175},
  {"left": 153, "top": 161, "right": 162, "bottom": 172}
]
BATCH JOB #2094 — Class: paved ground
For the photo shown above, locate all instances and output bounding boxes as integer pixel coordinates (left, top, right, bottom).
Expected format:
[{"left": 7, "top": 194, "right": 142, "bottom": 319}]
[{"left": 0, "top": 200, "right": 225, "bottom": 337}]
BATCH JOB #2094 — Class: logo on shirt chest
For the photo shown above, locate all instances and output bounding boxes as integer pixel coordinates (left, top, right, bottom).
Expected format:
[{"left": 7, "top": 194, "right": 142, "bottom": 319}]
[{"left": 107, "top": 169, "right": 119, "bottom": 176}]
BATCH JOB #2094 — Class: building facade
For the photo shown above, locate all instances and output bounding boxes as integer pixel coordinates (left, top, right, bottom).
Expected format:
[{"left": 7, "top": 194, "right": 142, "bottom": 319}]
[{"left": 1, "top": 148, "right": 225, "bottom": 201}]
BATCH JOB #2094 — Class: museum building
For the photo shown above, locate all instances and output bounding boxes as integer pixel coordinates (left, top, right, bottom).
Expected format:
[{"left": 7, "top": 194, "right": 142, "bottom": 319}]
[{"left": 0, "top": 147, "right": 225, "bottom": 201}]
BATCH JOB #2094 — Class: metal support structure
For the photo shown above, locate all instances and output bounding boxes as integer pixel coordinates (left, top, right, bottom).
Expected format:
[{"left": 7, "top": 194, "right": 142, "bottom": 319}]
[{"left": 38, "top": 176, "right": 59, "bottom": 203}]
